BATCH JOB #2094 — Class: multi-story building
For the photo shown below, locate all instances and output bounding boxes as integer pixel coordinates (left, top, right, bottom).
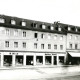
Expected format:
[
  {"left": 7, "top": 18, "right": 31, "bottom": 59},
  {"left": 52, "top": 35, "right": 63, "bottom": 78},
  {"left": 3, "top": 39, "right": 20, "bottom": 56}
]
[
  {"left": 0, "top": 15, "right": 79, "bottom": 67},
  {"left": 58, "top": 23, "right": 80, "bottom": 65}
]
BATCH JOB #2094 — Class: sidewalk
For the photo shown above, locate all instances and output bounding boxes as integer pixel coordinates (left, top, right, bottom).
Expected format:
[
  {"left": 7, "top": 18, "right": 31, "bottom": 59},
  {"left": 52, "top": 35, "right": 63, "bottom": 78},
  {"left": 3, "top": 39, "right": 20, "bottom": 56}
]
[
  {"left": 0, "top": 65, "right": 80, "bottom": 80},
  {"left": 0, "top": 65, "right": 74, "bottom": 70}
]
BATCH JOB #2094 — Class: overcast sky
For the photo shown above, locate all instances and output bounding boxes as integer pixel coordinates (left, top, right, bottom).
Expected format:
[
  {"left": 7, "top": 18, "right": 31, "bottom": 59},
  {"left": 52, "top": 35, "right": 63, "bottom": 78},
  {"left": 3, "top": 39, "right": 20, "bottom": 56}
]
[{"left": 0, "top": 0, "right": 80, "bottom": 26}]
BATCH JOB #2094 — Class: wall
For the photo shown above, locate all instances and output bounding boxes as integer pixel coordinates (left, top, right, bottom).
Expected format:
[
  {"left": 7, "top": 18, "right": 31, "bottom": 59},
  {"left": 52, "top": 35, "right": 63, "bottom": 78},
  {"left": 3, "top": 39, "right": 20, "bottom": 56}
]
[{"left": 0, "top": 27, "right": 66, "bottom": 53}]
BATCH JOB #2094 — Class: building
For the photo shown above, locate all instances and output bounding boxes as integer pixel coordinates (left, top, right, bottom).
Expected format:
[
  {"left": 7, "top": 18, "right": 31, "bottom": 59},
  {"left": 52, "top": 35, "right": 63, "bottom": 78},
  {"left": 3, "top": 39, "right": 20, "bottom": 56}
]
[{"left": 0, "top": 15, "right": 79, "bottom": 67}]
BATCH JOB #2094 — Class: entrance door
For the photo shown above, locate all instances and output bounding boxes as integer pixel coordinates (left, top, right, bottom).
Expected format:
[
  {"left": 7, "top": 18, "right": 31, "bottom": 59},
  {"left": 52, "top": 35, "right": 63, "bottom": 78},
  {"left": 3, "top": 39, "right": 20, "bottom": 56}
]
[
  {"left": 59, "top": 56, "right": 64, "bottom": 65},
  {"left": 54, "top": 56, "right": 57, "bottom": 65},
  {"left": 26, "top": 56, "right": 33, "bottom": 65},
  {"left": 4, "top": 55, "right": 12, "bottom": 66}
]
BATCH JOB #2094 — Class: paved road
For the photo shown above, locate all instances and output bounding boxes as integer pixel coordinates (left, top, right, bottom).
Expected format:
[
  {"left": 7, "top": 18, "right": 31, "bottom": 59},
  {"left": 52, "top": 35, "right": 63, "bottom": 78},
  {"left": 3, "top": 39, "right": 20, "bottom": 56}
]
[
  {"left": 0, "top": 66, "right": 80, "bottom": 80},
  {"left": 41, "top": 75, "right": 80, "bottom": 80}
]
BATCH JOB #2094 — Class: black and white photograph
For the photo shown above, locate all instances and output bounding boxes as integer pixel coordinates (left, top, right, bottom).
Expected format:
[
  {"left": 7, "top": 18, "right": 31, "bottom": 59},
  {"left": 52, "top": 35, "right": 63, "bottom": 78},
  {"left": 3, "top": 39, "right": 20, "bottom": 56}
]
[{"left": 0, "top": 0, "right": 80, "bottom": 80}]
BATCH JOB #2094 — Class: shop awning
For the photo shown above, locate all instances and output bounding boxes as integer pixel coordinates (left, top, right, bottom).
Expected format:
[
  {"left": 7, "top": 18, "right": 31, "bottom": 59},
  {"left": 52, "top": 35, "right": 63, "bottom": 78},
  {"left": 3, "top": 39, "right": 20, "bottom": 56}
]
[{"left": 69, "top": 52, "right": 80, "bottom": 57}]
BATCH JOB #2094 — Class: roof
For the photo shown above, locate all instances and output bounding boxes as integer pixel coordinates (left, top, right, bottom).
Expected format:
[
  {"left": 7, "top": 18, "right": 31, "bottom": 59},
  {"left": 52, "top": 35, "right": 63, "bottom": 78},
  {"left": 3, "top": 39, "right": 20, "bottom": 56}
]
[{"left": 0, "top": 14, "right": 80, "bottom": 35}]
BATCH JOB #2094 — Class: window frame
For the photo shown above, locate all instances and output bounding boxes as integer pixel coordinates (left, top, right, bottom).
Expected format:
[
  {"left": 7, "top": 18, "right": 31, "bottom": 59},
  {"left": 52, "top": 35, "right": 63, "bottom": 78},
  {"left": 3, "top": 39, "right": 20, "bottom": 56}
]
[
  {"left": 23, "top": 31, "right": 26, "bottom": 37},
  {"left": 34, "top": 33, "right": 38, "bottom": 38},
  {"left": 6, "top": 29, "right": 10, "bottom": 36},
  {"left": 14, "top": 30, "right": 18, "bottom": 36},
  {"left": 41, "top": 44, "right": 44, "bottom": 49},
  {"left": 54, "top": 35, "right": 57, "bottom": 40},
  {"left": 48, "top": 44, "right": 51, "bottom": 49},
  {"left": 0, "top": 18, "right": 5, "bottom": 23},
  {"left": 5, "top": 41, "right": 9, "bottom": 47},
  {"left": 75, "top": 44, "right": 78, "bottom": 49},
  {"left": 60, "top": 45, "right": 63, "bottom": 50},
  {"left": 54, "top": 45, "right": 57, "bottom": 50},
  {"left": 60, "top": 36, "right": 63, "bottom": 40},
  {"left": 23, "top": 42, "right": 26, "bottom": 48},
  {"left": 11, "top": 19, "right": 16, "bottom": 25},
  {"left": 69, "top": 43, "right": 72, "bottom": 49},
  {"left": 14, "top": 42, "right": 18, "bottom": 48},
  {"left": 22, "top": 21, "right": 26, "bottom": 26},
  {"left": 34, "top": 43, "right": 37, "bottom": 49}
]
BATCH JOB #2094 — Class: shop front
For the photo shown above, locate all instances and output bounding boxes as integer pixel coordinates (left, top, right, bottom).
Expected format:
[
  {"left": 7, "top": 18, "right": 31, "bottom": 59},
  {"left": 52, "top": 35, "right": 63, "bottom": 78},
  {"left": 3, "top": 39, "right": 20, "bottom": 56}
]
[
  {"left": 4, "top": 55, "right": 12, "bottom": 66},
  {"left": 66, "top": 52, "right": 80, "bottom": 65}
]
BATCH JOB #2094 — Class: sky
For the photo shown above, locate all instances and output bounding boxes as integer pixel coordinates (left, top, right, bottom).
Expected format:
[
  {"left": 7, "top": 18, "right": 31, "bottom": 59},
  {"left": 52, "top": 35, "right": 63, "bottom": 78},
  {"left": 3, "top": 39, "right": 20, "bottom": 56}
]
[{"left": 0, "top": 0, "right": 80, "bottom": 26}]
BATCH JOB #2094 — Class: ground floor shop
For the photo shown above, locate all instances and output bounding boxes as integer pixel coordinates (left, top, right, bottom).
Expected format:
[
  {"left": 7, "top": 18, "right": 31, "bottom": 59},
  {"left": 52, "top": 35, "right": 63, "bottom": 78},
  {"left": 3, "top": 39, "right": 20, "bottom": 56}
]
[
  {"left": 65, "top": 52, "right": 80, "bottom": 65},
  {"left": 0, "top": 52, "right": 65, "bottom": 67}
]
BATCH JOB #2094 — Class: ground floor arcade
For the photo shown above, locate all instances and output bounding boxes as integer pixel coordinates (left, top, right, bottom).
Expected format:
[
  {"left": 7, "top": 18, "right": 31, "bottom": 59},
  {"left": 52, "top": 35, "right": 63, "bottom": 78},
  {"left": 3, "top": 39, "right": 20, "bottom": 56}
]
[{"left": 0, "top": 52, "right": 65, "bottom": 67}]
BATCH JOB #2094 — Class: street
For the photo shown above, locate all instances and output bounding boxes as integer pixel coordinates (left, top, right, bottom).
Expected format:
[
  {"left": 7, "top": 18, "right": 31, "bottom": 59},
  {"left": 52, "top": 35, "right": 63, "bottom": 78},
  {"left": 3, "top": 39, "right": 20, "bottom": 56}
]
[{"left": 0, "top": 66, "right": 80, "bottom": 80}]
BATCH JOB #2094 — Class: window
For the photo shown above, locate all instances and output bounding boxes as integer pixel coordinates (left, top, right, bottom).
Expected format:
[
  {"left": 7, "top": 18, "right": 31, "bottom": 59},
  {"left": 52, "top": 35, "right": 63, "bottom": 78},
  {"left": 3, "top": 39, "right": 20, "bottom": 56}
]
[
  {"left": 54, "top": 45, "right": 57, "bottom": 49},
  {"left": 58, "top": 27, "right": 61, "bottom": 31},
  {"left": 14, "top": 30, "right": 18, "bottom": 36},
  {"left": 31, "top": 23, "right": 37, "bottom": 28},
  {"left": 75, "top": 44, "right": 78, "bottom": 49},
  {"left": 11, "top": 20, "right": 16, "bottom": 25},
  {"left": 75, "top": 36, "right": 78, "bottom": 40},
  {"left": 34, "top": 43, "right": 37, "bottom": 49},
  {"left": 54, "top": 35, "right": 57, "bottom": 40},
  {"left": 34, "top": 33, "right": 38, "bottom": 38},
  {"left": 23, "top": 31, "right": 26, "bottom": 37},
  {"left": 60, "top": 36, "right": 63, "bottom": 40},
  {"left": 60, "top": 45, "right": 63, "bottom": 50},
  {"left": 0, "top": 18, "right": 5, "bottom": 23},
  {"left": 70, "top": 35, "right": 72, "bottom": 39},
  {"left": 34, "top": 23, "right": 37, "bottom": 28},
  {"left": 14, "top": 42, "right": 18, "bottom": 48},
  {"left": 68, "top": 27, "right": 71, "bottom": 31},
  {"left": 70, "top": 44, "right": 72, "bottom": 49},
  {"left": 22, "top": 21, "right": 26, "bottom": 26},
  {"left": 76, "top": 28, "right": 77, "bottom": 32},
  {"left": 41, "top": 44, "right": 44, "bottom": 49},
  {"left": 6, "top": 29, "right": 10, "bottom": 35},
  {"left": 42, "top": 24, "right": 46, "bottom": 29},
  {"left": 51, "top": 26, "right": 54, "bottom": 30},
  {"left": 23, "top": 42, "right": 26, "bottom": 48},
  {"left": 48, "top": 34, "right": 51, "bottom": 39},
  {"left": 5, "top": 41, "right": 9, "bottom": 47},
  {"left": 48, "top": 44, "right": 51, "bottom": 49},
  {"left": 41, "top": 34, "right": 44, "bottom": 39}
]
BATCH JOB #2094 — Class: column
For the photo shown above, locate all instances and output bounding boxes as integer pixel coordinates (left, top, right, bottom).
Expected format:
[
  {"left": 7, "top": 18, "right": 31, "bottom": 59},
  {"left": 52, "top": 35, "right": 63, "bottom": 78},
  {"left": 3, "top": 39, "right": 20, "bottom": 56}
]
[
  {"left": 12, "top": 55, "right": 15, "bottom": 67},
  {"left": 1, "top": 54, "right": 3, "bottom": 67},
  {"left": 23, "top": 55, "right": 26, "bottom": 66},
  {"left": 33, "top": 55, "right": 36, "bottom": 66},
  {"left": 57, "top": 55, "right": 59, "bottom": 65},
  {"left": 43, "top": 55, "right": 45, "bottom": 65},
  {"left": 51, "top": 56, "right": 53, "bottom": 65},
  {"left": 64, "top": 52, "right": 68, "bottom": 65}
]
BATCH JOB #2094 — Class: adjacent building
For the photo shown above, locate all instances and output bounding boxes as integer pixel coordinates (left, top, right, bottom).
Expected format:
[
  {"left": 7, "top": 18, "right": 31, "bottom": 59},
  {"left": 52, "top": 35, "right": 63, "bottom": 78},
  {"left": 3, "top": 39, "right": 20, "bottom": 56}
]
[{"left": 0, "top": 15, "right": 79, "bottom": 67}]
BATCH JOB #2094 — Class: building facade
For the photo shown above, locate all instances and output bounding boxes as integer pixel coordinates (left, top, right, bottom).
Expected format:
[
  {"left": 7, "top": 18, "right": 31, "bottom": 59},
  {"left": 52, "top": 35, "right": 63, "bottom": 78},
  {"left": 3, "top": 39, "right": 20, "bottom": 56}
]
[{"left": 0, "top": 15, "right": 79, "bottom": 67}]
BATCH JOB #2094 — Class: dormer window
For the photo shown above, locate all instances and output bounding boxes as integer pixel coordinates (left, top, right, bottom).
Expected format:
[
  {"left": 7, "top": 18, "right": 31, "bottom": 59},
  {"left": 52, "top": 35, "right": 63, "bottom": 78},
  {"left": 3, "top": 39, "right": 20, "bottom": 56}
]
[
  {"left": 68, "top": 26, "right": 71, "bottom": 31},
  {"left": 58, "top": 26, "right": 61, "bottom": 31},
  {"left": 11, "top": 20, "right": 16, "bottom": 25},
  {"left": 34, "top": 23, "right": 37, "bottom": 28},
  {"left": 22, "top": 21, "right": 26, "bottom": 26},
  {"left": 42, "top": 24, "right": 46, "bottom": 29},
  {"left": 0, "top": 18, "right": 5, "bottom": 23},
  {"left": 31, "top": 23, "right": 37, "bottom": 28},
  {"left": 51, "top": 26, "right": 54, "bottom": 30},
  {"left": 76, "top": 28, "right": 77, "bottom": 32}
]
